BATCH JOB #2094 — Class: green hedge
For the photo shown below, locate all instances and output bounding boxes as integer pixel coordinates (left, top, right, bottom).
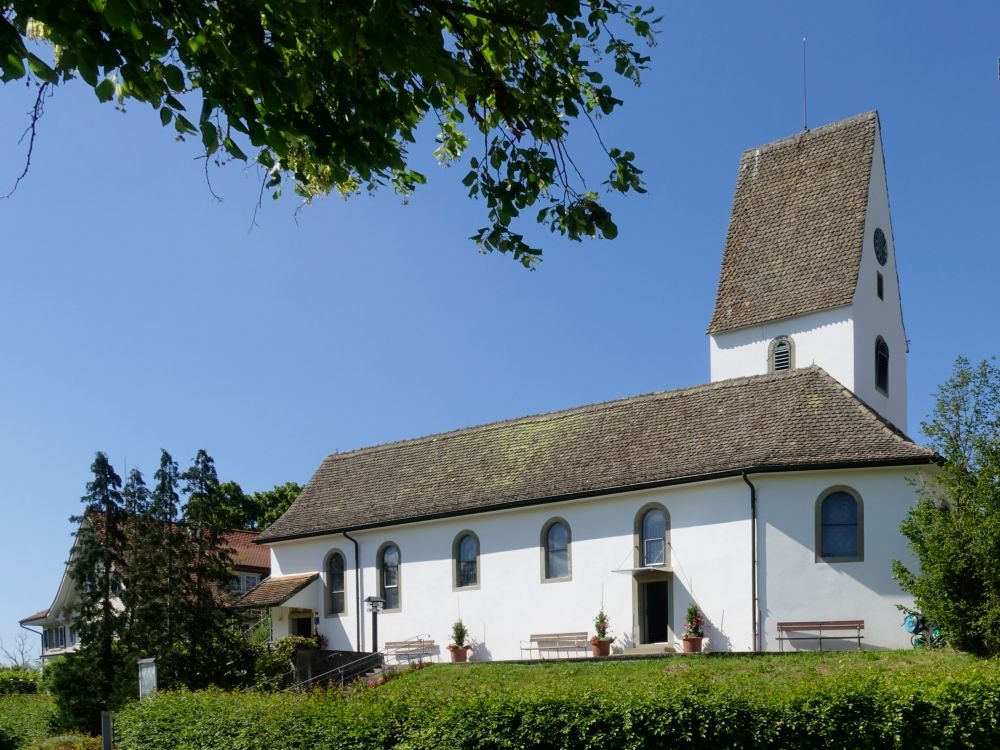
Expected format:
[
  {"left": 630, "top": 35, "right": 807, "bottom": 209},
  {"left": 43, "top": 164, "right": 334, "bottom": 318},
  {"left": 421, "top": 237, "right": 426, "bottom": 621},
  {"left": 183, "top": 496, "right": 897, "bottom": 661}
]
[
  {"left": 115, "top": 653, "right": 1000, "bottom": 749},
  {"left": 0, "top": 695, "right": 55, "bottom": 750},
  {"left": 0, "top": 669, "right": 39, "bottom": 696}
]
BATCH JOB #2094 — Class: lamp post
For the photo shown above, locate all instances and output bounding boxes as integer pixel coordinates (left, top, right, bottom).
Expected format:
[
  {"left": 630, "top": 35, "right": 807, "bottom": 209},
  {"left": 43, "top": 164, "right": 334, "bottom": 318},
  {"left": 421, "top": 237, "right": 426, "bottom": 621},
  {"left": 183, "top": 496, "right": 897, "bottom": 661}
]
[{"left": 364, "top": 596, "right": 385, "bottom": 652}]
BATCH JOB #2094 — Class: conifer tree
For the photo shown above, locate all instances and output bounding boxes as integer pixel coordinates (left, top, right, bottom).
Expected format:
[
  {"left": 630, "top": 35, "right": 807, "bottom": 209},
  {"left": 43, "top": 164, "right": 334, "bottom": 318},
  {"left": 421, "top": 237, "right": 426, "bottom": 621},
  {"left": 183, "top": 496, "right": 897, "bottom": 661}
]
[
  {"left": 178, "top": 450, "right": 243, "bottom": 688},
  {"left": 68, "top": 452, "right": 127, "bottom": 714},
  {"left": 143, "top": 450, "right": 187, "bottom": 686}
]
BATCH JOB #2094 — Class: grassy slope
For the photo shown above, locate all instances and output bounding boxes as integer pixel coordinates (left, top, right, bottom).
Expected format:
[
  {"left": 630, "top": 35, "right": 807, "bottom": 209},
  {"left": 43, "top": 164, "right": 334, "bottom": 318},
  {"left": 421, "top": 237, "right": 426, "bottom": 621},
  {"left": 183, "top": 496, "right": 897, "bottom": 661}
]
[{"left": 373, "top": 651, "right": 987, "bottom": 705}]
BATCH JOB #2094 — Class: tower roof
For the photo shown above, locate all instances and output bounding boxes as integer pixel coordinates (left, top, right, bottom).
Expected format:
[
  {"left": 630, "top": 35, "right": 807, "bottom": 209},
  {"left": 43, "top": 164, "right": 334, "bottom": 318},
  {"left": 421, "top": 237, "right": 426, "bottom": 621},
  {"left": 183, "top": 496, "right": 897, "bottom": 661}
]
[{"left": 708, "top": 111, "right": 878, "bottom": 334}]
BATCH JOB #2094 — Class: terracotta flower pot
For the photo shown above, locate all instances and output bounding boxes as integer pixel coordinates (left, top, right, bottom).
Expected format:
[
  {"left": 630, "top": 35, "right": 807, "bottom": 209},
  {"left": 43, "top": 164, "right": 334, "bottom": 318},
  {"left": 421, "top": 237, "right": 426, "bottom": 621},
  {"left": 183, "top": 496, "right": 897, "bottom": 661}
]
[
  {"left": 449, "top": 646, "right": 471, "bottom": 663},
  {"left": 682, "top": 636, "right": 703, "bottom": 654},
  {"left": 591, "top": 639, "right": 612, "bottom": 657}
]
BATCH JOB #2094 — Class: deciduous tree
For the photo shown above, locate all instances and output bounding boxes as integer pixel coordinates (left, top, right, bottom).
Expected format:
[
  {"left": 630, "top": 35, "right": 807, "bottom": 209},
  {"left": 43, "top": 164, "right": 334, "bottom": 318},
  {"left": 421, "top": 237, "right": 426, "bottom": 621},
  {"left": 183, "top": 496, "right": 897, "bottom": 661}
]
[
  {"left": 1, "top": 1, "right": 658, "bottom": 265},
  {"left": 893, "top": 357, "right": 1000, "bottom": 656}
]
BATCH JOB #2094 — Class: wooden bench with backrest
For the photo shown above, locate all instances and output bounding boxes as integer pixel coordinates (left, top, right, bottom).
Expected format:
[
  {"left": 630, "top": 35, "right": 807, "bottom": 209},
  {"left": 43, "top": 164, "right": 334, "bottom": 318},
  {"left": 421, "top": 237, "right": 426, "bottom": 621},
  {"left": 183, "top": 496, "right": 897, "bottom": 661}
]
[
  {"left": 520, "top": 632, "right": 589, "bottom": 659},
  {"left": 383, "top": 638, "right": 437, "bottom": 663},
  {"left": 776, "top": 620, "right": 864, "bottom": 651}
]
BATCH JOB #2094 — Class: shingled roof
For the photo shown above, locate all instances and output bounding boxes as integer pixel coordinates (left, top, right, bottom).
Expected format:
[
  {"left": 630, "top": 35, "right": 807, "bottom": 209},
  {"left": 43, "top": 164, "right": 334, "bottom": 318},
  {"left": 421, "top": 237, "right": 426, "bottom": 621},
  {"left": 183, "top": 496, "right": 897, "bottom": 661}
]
[
  {"left": 236, "top": 573, "right": 318, "bottom": 608},
  {"left": 707, "top": 111, "right": 878, "bottom": 334},
  {"left": 259, "top": 367, "right": 934, "bottom": 543}
]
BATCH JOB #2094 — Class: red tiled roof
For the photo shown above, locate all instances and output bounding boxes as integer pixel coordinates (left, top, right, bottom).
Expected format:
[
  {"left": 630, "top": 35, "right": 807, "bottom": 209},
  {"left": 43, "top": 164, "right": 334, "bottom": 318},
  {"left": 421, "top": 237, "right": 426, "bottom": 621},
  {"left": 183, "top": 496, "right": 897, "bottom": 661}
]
[
  {"left": 19, "top": 609, "right": 49, "bottom": 624},
  {"left": 224, "top": 529, "right": 270, "bottom": 572}
]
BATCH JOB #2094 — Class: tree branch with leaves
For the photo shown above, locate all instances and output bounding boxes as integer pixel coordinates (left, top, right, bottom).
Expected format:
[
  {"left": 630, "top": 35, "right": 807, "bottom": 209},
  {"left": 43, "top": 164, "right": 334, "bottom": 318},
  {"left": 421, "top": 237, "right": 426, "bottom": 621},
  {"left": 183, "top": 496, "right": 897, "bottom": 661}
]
[{"left": 1, "top": 0, "right": 659, "bottom": 266}]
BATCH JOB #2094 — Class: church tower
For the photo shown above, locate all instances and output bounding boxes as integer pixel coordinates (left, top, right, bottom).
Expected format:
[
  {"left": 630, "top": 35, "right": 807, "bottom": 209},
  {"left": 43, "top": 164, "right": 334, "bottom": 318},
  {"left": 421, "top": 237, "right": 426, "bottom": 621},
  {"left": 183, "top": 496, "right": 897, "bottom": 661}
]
[{"left": 707, "top": 112, "right": 908, "bottom": 431}]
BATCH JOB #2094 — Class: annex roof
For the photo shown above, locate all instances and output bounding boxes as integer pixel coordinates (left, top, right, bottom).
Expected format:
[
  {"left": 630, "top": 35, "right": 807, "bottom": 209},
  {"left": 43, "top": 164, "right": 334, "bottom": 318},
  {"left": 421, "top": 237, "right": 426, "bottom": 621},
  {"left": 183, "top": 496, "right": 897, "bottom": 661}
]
[
  {"left": 224, "top": 529, "right": 270, "bottom": 573},
  {"left": 707, "top": 111, "right": 878, "bottom": 334},
  {"left": 236, "top": 573, "right": 318, "bottom": 608},
  {"left": 19, "top": 609, "right": 49, "bottom": 625},
  {"left": 259, "top": 367, "right": 934, "bottom": 543}
]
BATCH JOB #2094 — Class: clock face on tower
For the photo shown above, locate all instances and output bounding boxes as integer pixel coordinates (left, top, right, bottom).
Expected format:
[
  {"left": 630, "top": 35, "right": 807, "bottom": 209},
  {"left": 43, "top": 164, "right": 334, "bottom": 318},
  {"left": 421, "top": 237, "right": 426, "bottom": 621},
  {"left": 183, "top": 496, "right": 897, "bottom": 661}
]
[{"left": 873, "top": 228, "right": 888, "bottom": 266}]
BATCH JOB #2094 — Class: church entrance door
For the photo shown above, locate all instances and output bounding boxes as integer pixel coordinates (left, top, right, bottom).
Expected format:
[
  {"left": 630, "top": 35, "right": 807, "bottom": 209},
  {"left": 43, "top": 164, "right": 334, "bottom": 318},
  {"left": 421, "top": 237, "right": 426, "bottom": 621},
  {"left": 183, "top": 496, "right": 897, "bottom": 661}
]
[{"left": 639, "top": 580, "right": 670, "bottom": 644}]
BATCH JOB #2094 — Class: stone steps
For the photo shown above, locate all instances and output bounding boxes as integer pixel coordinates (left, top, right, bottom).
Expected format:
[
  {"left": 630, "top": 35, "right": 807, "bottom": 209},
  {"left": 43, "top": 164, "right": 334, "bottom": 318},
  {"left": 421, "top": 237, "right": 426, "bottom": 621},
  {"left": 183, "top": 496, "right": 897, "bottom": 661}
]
[{"left": 620, "top": 643, "right": 678, "bottom": 657}]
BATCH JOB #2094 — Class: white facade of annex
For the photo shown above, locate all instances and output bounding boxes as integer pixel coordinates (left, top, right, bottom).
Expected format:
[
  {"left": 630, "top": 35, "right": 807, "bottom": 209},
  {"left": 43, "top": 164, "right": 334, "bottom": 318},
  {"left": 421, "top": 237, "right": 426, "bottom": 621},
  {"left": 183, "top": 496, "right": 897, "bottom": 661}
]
[
  {"left": 266, "top": 465, "right": 922, "bottom": 659},
  {"left": 710, "top": 118, "right": 908, "bottom": 432}
]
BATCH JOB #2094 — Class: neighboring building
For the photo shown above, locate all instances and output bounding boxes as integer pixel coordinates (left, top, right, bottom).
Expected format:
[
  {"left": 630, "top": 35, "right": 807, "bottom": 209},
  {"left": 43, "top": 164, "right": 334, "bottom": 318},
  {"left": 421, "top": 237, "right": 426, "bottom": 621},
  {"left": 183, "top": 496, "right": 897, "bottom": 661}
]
[
  {"left": 20, "top": 524, "right": 270, "bottom": 664},
  {"left": 248, "top": 111, "right": 935, "bottom": 658}
]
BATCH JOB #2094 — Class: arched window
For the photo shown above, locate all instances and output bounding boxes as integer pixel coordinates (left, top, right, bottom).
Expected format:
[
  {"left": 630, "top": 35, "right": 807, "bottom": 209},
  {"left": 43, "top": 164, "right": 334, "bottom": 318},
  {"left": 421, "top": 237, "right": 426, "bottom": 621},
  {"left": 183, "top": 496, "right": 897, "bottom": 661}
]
[
  {"left": 816, "top": 488, "right": 864, "bottom": 562},
  {"left": 541, "top": 519, "right": 571, "bottom": 581},
  {"left": 640, "top": 508, "right": 667, "bottom": 566},
  {"left": 325, "top": 550, "right": 346, "bottom": 616},
  {"left": 769, "top": 336, "right": 794, "bottom": 373},
  {"left": 453, "top": 531, "right": 480, "bottom": 589},
  {"left": 378, "top": 543, "right": 401, "bottom": 610},
  {"left": 875, "top": 337, "right": 889, "bottom": 393}
]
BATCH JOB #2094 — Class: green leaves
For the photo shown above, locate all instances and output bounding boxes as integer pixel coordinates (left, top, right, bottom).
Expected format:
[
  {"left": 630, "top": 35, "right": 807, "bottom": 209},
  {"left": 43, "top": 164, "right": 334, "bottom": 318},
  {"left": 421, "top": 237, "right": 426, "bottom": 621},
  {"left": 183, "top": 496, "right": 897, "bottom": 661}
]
[
  {"left": 26, "top": 53, "right": 57, "bottom": 83},
  {"left": 1, "top": 0, "right": 661, "bottom": 266},
  {"left": 895, "top": 357, "right": 1000, "bottom": 657},
  {"left": 95, "top": 78, "right": 116, "bottom": 102},
  {"left": 115, "top": 654, "right": 1000, "bottom": 750}
]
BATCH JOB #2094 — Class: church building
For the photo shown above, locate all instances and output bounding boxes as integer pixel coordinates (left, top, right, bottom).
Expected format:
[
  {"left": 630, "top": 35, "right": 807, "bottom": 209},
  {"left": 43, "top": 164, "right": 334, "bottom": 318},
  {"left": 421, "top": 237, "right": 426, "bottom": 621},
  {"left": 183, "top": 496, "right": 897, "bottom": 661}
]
[{"left": 244, "top": 111, "right": 936, "bottom": 658}]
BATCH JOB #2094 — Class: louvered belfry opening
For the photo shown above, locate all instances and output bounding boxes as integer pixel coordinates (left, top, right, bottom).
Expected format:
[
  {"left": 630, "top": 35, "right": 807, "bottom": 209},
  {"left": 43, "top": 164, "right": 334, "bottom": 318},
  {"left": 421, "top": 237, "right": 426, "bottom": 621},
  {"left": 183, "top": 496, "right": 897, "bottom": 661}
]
[{"left": 771, "top": 338, "right": 792, "bottom": 372}]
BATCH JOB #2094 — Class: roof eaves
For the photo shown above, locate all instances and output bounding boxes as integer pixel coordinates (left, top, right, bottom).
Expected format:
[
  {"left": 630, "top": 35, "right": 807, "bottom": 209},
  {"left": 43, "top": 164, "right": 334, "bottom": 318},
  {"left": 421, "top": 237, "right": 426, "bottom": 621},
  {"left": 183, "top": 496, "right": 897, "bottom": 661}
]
[{"left": 257, "top": 454, "right": 937, "bottom": 545}]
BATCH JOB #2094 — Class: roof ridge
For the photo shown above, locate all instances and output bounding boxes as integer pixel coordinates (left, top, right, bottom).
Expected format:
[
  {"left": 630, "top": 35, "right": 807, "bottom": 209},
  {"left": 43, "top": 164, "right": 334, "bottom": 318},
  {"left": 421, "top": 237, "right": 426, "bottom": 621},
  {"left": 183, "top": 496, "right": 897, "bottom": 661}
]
[
  {"left": 742, "top": 110, "right": 877, "bottom": 157},
  {"left": 319, "top": 368, "right": 822, "bottom": 463}
]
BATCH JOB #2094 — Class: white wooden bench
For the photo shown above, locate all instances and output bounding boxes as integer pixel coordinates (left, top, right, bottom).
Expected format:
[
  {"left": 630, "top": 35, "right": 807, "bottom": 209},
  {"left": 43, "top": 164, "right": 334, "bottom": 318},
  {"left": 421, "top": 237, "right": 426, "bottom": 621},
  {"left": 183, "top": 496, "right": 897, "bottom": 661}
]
[
  {"left": 384, "top": 638, "right": 438, "bottom": 663},
  {"left": 520, "top": 632, "right": 589, "bottom": 659},
  {"left": 776, "top": 620, "right": 864, "bottom": 651}
]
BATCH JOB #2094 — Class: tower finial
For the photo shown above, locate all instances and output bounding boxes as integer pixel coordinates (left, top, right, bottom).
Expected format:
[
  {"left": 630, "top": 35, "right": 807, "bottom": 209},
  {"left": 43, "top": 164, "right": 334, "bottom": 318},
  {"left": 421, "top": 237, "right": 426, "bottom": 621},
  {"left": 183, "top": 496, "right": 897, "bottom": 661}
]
[{"left": 802, "top": 37, "right": 809, "bottom": 132}]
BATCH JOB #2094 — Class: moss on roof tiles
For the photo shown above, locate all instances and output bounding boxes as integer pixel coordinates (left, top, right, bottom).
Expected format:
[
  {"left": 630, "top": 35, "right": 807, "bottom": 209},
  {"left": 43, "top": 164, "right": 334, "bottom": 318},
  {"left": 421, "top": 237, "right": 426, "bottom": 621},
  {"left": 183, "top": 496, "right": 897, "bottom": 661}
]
[{"left": 259, "top": 367, "right": 933, "bottom": 543}]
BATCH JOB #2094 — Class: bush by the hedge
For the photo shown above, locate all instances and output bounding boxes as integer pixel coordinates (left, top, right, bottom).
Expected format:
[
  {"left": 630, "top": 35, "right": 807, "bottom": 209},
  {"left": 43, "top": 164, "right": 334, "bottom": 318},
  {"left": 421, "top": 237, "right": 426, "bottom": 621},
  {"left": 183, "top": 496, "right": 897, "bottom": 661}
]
[
  {"left": 0, "top": 695, "right": 55, "bottom": 750},
  {"left": 115, "top": 653, "right": 1000, "bottom": 749},
  {"left": 0, "top": 669, "right": 39, "bottom": 696}
]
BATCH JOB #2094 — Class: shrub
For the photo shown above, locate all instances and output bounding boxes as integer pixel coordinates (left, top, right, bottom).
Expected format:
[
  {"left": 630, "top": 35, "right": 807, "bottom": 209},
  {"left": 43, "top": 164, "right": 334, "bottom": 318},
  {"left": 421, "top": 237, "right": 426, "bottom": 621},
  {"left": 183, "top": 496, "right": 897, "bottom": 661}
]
[
  {"left": 30, "top": 736, "right": 100, "bottom": 750},
  {"left": 252, "top": 637, "right": 318, "bottom": 691},
  {"left": 0, "top": 725, "right": 20, "bottom": 750},
  {"left": 46, "top": 647, "right": 137, "bottom": 736},
  {"left": 0, "top": 695, "right": 55, "bottom": 750},
  {"left": 0, "top": 669, "right": 39, "bottom": 696},
  {"left": 115, "top": 653, "right": 1000, "bottom": 750}
]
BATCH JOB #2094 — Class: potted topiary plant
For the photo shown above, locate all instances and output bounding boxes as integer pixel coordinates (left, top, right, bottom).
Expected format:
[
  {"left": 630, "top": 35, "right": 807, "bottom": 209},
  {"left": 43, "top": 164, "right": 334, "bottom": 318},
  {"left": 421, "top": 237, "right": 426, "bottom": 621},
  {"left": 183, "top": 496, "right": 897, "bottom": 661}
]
[
  {"left": 590, "top": 608, "right": 613, "bottom": 657},
  {"left": 447, "top": 619, "right": 473, "bottom": 662},
  {"left": 682, "top": 603, "right": 704, "bottom": 653}
]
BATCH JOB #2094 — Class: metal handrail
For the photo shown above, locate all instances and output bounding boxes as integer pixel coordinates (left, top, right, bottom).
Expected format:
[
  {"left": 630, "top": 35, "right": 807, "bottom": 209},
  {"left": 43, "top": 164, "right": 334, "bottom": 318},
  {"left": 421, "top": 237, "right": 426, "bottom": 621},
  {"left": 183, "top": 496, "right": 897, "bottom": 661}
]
[{"left": 290, "top": 632, "right": 432, "bottom": 690}]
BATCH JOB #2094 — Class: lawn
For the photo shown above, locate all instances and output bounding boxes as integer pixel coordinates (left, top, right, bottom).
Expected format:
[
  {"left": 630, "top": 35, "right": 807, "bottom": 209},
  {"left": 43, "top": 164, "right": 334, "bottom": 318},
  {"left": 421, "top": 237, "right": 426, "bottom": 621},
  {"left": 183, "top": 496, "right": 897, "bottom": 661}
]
[{"left": 376, "top": 649, "right": 986, "bottom": 702}]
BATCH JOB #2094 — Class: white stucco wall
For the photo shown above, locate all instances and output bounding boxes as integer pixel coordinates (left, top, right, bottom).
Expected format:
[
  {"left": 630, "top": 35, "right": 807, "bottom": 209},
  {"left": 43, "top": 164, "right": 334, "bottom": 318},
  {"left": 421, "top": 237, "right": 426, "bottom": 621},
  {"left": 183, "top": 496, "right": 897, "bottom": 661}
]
[
  {"left": 709, "top": 306, "right": 855, "bottom": 388},
  {"left": 852, "top": 120, "right": 908, "bottom": 432},
  {"left": 266, "top": 466, "right": 925, "bottom": 659},
  {"left": 756, "top": 467, "right": 920, "bottom": 650}
]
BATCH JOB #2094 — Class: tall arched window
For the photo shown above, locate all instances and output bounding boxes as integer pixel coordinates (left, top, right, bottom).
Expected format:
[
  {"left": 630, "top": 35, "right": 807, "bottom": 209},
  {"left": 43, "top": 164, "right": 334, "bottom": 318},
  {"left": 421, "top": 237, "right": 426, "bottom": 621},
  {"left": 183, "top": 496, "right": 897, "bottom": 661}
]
[
  {"left": 875, "top": 337, "right": 889, "bottom": 393},
  {"left": 816, "top": 488, "right": 864, "bottom": 562},
  {"left": 640, "top": 508, "right": 667, "bottom": 566},
  {"left": 325, "top": 550, "right": 346, "bottom": 616},
  {"left": 541, "top": 519, "right": 571, "bottom": 581},
  {"left": 453, "top": 531, "right": 480, "bottom": 589},
  {"left": 769, "top": 336, "right": 794, "bottom": 373},
  {"left": 378, "top": 543, "right": 401, "bottom": 610}
]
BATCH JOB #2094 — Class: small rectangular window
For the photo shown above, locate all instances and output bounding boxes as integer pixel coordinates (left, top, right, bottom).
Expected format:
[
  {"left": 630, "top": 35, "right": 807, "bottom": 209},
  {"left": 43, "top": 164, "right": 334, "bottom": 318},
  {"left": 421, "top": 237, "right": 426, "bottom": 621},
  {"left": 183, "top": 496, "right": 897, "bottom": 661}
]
[
  {"left": 876, "top": 272, "right": 884, "bottom": 300},
  {"left": 644, "top": 538, "right": 665, "bottom": 566}
]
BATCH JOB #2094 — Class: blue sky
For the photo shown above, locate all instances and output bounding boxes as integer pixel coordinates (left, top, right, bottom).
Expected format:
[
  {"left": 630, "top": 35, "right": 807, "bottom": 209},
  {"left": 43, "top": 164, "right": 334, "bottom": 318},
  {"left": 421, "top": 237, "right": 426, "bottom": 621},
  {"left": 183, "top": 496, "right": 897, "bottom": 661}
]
[{"left": 1, "top": 1, "right": 998, "bottom": 658}]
